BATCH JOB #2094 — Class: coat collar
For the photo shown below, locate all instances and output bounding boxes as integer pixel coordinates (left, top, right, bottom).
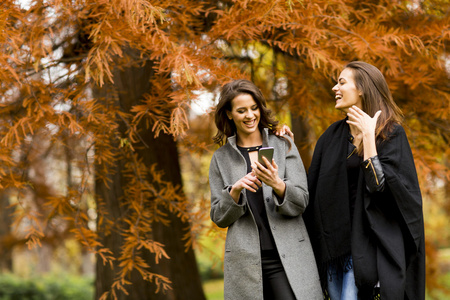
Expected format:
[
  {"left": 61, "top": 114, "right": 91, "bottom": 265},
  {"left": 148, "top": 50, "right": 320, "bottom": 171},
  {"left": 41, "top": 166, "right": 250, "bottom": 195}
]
[{"left": 227, "top": 128, "right": 269, "bottom": 150}]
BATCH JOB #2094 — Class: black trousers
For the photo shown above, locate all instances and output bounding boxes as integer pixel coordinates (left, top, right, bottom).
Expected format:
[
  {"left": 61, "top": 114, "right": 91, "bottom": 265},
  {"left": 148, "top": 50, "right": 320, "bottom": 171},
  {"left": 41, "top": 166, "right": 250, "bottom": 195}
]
[{"left": 261, "top": 250, "right": 296, "bottom": 300}]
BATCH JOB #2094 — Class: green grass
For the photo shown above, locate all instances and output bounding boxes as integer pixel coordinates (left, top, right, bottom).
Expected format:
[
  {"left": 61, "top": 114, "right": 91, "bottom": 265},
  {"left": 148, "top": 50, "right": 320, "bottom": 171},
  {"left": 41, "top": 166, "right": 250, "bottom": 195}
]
[
  {"left": 203, "top": 278, "right": 224, "bottom": 300},
  {"left": 426, "top": 272, "right": 450, "bottom": 300}
]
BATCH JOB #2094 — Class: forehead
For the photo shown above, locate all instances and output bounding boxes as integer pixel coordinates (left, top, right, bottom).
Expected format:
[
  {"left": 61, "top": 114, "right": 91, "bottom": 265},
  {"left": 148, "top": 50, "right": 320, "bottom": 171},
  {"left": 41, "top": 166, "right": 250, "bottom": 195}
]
[
  {"left": 339, "top": 68, "right": 355, "bottom": 81},
  {"left": 230, "top": 93, "right": 256, "bottom": 109}
]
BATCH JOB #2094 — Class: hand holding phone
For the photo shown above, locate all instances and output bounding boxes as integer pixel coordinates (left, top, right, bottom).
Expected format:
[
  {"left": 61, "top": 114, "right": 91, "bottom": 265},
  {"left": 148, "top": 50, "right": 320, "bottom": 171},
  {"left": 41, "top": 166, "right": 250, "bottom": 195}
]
[{"left": 258, "top": 147, "right": 274, "bottom": 168}]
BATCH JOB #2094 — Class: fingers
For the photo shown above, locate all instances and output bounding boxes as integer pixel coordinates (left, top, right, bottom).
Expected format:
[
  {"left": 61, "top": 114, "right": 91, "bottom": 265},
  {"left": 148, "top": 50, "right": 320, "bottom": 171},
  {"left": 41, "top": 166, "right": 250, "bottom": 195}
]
[
  {"left": 283, "top": 125, "right": 294, "bottom": 139},
  {"left": 265, "top": 156, "right": 277, "bottom": 170},
  {"left": 242, "top": 182, "right": 258, "bottom": 192},
  {"left": 274, "top": 124, "right": 294, "bottom": 139},
  {"left": 254, "top": 157, "right": 274, "bottom": 172},
  {"left": 253, "top": 157, "right": 280, "bottom": 188},
  {"left": 349, "top": 106, "right": 382, "bottom": 119},
  {"left": 346, "top": 119, "right": 358, "bottom": 127},
  {"left": 242, "top": 173, "right": 262, "bottom": 192},
  {"left": 349, "top": 105, "right": 365, "bottom": 115},
  {"left": 374, "top": 110, "right": 382, "bottom": 120},
  {"left": 274, "top": 125, "right": 286, "bottom": 136},
  {"left": 275, "top": 130, "right": 283, "bottom": 136},
  {"left": 271, "top": 159, "right": 278, "bottom": 169}
]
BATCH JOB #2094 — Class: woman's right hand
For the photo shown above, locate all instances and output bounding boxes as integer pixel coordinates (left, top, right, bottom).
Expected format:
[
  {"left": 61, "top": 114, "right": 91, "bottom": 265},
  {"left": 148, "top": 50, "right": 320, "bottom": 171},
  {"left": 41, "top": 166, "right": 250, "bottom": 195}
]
[{"left": 229, "top": 171, "right": 262, "bottom": 203}]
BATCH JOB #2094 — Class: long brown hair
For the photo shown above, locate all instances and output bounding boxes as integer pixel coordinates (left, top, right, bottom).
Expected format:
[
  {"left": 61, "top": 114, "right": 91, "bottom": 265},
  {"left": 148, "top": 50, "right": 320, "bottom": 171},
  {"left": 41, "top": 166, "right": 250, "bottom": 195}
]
[
  {"left": 213, "top": 79, "right": 279, "bottom": 146},
  {"left": 345, "top": 61, "right": 403, "bottom": 143}
]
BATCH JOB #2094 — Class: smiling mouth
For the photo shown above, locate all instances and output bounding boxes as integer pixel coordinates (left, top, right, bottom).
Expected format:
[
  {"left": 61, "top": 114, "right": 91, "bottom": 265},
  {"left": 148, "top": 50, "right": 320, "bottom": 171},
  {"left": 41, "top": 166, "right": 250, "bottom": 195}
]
[
  {"left": 335, "top": 95, "right": 342, "bottom": 101},
  {"left": 244, "top": 119, "right": 256, "bottom": 126}
]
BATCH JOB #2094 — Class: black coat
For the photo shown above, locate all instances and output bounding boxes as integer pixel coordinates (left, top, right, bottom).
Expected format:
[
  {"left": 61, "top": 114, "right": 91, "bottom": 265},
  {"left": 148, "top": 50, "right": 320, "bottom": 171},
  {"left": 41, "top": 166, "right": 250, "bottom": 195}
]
[{"left": 304, "top": 119, "right": 425, "bottom": 300}]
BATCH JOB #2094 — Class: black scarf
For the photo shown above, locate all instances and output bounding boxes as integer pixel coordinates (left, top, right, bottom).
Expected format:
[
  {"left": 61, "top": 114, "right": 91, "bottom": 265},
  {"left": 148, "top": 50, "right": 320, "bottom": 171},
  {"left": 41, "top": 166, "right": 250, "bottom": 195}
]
[{"left": 304, "top": 119, "right": 425, "bottom": 300}]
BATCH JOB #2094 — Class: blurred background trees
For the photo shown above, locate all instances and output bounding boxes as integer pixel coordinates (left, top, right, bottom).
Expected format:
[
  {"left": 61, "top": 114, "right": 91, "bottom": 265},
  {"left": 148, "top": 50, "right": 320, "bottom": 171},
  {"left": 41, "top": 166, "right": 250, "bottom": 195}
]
[{"left": 0, "top": 0, "right": 448, "bottom": 299}]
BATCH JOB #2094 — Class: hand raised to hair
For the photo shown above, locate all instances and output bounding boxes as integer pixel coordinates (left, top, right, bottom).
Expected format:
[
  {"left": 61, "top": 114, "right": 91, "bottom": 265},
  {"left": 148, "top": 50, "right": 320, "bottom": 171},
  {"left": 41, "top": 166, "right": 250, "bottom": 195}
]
[{"left": 347, "top": 105, "right": 381, "bottom": 138}]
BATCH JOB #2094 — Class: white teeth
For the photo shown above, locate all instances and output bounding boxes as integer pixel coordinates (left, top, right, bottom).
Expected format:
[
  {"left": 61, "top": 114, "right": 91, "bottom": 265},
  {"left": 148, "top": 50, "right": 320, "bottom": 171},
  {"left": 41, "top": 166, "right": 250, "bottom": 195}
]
[{"left": 335, "top": 95, "right": 342, "bottom": 100}]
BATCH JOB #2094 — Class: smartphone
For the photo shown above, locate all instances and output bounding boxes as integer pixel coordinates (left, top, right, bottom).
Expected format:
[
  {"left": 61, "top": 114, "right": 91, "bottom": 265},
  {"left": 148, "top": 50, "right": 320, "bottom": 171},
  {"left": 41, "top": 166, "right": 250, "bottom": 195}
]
[{"left": 258, "top": 147, "right": 274, "bottom": 168}]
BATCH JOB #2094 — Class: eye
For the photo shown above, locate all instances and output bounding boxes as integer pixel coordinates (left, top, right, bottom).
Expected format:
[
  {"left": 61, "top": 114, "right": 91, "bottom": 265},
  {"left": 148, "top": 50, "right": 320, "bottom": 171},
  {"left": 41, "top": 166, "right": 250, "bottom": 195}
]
[{"left": 251, "top": 105, "right": 258, "bottom": 111}]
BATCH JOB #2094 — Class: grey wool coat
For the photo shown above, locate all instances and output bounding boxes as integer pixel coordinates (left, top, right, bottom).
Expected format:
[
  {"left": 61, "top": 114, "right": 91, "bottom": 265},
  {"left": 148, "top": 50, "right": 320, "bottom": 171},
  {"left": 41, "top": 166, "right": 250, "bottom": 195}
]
[{"left": 209, "top": 128, "right": 322, "bottom": 300}]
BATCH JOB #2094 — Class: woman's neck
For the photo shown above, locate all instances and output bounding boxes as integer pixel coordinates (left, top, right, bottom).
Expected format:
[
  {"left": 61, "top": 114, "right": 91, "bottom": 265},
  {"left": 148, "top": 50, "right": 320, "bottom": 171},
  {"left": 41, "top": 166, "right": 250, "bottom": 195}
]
[
  {"left": 349, "top": 124, "right": 360, "bottom": 137},
  {"left": 236, "top": 131, "right": 263, "bottom": 147}
]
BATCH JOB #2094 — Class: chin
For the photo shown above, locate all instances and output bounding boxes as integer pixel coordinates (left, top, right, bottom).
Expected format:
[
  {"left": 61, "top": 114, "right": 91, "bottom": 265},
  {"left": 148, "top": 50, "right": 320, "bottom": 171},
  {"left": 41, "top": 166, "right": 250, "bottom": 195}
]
[{"left": 335, "top": 105, "right": 349, "bottom": 113}]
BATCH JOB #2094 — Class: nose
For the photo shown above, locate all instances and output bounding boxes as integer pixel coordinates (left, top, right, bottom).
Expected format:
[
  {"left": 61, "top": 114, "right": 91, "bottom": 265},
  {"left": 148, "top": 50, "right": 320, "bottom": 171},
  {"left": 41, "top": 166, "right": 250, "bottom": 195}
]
[
  {"left": 332, "top": 84, "right": 338, "bottom": 92},
  {"left": 245, "top": 110, "right": 254, "bottom": 119}
]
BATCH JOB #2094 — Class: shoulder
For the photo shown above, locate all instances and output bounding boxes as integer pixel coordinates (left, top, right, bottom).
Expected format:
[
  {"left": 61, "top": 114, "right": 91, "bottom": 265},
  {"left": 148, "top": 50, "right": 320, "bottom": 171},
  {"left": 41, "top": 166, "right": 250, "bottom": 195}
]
[
  {"left": 378, "top": 123, "right": 414, "bottom": 158},
  {"left": 209, "top": 144, "right": 236, "bottom": 179},
  {"left": 211, "top": 143, "right": 233, "bottom": 163},
  {"left": 214, "top": 142, "right": 233, "bottom": 154},
  {"left": 323, "top": 118, "right": 347, "bottom": 135},
  {"left": 268, "top": 133, "right": 297, "bottom": 152},
  {"left": 389, "top": 123, "right": 406, "bottom": 137},
  {"left": 316, "top": 118, "right": 347, "bottom": 144},
  {"left": 380, "top": 123, "right": 408, "bottom": 146}
]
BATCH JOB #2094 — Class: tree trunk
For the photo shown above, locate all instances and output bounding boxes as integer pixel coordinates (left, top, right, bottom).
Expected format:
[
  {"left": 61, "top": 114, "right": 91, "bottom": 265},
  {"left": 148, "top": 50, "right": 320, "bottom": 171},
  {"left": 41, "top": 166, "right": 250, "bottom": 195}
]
[
  {"left": 0, "top": 191, "right": 13, "bottom": 272},
  {"left": 94, "top": 56, "right": 205, "bottom": 300},
  {"left": 290, "top": 113, "right": 313, "bottom": 171}
]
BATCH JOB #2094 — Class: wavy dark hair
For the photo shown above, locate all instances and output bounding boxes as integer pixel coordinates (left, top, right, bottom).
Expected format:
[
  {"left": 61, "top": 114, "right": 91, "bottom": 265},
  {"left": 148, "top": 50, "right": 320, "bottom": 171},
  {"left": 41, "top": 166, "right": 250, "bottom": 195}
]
[
  {"left": 213, "top": 79, "right": 279, "bottom": 146},
  {"left": 345, "top": 61, "right": 403, "bottom": 144}
]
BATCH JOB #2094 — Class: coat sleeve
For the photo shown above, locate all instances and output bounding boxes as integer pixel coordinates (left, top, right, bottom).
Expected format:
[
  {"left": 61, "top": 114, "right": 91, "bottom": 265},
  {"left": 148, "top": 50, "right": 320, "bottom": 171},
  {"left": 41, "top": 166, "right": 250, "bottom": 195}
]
[
  {"left": 273, "top": 136, "right": 309, "bottom": 217},
  {"left": 209, "top": 152, "right": 247, "bottom": 228},
  {"left": 377, "top": 125, "right": 424, "bottom": 251}
]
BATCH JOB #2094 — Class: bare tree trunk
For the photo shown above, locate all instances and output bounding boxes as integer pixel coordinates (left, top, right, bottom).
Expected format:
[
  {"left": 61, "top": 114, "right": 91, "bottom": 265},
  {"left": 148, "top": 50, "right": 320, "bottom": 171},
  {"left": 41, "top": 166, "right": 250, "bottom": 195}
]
[
  {"left": 94, "top": 56, "right": 205, "bottom": 300},
  {"left": 0, "top": 191, "right": 13, "bottom": 272},
  {"left": 290, "top": 114, "right": 313, "bottom": 171}
]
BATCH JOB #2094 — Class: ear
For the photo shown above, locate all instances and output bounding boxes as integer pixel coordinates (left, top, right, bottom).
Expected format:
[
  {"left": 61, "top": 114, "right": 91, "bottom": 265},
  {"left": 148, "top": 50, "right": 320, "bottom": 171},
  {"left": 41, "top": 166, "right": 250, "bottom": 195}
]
[{"left": 226, "top": 111, "right": 233, "bottom": 120}]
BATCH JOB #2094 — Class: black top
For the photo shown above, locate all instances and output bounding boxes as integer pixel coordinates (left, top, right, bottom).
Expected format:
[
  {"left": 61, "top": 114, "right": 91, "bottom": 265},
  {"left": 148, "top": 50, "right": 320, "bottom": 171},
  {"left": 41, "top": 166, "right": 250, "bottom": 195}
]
[{"left": 237, "top": 145, "right": 276, "bottom": 251}]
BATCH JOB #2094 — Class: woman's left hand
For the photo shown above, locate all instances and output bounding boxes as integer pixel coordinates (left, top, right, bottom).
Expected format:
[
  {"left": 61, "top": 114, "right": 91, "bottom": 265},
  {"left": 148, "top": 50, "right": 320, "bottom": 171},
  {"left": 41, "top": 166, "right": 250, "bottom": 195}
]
[
  {"left": 274, "top": 124, "right": 294, "bottom": 140},
  {"left": 252, "top": 156, "right": 286, "bottom": 197},
  {"left": 347, "top": 105, "right": 381, "bottom": 137}
]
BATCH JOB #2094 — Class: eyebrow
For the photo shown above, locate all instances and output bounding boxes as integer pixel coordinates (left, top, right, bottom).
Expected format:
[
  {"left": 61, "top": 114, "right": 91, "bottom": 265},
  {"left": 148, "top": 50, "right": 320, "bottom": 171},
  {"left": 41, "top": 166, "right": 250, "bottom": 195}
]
[{"left": 236, "top": 104, "right": 257, "bottom": 109}]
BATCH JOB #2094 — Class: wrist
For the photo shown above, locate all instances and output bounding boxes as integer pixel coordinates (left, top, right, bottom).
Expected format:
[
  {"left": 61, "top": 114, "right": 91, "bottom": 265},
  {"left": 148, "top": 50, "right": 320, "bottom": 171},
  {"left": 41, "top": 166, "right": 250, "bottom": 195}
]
[
  {"left": 230, "top": 184, "right": 241, "bottom": 194},
  {"left": 273, "top": 178, "right": 285, "bottom": 194},
  {"left": 229, "top": 185, "right": 242, "bottom": 203},
  {"left": 362, "top": 130, "right": 375, "bottom": 138}
]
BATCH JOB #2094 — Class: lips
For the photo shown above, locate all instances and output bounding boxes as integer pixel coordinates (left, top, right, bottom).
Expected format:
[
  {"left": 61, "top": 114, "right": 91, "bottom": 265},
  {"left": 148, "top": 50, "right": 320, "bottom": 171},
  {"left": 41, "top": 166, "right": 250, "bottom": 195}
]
[
  {"left": 335, "top": 94, "right": 342, "bottom": 100},
  {"left": 243, "top": 119, "right": 257, "bottom": 127}
]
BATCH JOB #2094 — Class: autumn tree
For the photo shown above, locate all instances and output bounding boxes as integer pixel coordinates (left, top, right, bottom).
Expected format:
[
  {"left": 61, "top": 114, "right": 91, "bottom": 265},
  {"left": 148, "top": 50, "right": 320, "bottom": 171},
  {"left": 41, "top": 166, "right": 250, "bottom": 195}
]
[
  {"left": 0, "top": 0, "right": 222, "bottom": 299},
  {"left": 0, "top": 0, "right": 449, "bottom": 299}
]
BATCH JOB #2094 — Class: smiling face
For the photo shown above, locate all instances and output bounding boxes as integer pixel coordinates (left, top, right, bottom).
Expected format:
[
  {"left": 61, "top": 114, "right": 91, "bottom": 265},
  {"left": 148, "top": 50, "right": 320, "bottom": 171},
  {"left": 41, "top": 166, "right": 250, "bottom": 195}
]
[
  {"left": 332, "top": 68, "right": 362, "bottom": 113},
  {"left": 226, "top": 93, "right": 260, "bottom": 139}
]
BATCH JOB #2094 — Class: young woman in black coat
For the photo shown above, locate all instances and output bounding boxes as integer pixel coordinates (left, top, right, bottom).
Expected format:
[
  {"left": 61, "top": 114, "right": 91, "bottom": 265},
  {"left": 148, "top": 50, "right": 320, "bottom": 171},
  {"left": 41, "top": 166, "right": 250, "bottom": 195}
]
[{"left": 303, "top": 61, "right": 425, "bottom": 300}]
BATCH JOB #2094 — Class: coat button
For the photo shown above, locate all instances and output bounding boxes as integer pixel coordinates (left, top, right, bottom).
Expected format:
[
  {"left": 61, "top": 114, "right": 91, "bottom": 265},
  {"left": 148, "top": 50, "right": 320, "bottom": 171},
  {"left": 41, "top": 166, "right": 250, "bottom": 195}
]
[
  {"left": 266, "top": 197, "right": 270, "bottom": 202},
  {"left": 282, "top": 254, "right": 285, "bottom": 258},
  {"left": 272, "top": 225, "right": 276, "bottom": 230}
]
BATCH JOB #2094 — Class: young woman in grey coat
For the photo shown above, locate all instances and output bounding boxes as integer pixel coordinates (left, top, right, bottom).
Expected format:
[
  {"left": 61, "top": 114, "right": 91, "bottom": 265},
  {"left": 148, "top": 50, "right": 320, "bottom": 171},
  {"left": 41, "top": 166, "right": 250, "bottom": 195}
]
[{"left": 209, "top": 79, "right": 322, "bottom": 300}]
